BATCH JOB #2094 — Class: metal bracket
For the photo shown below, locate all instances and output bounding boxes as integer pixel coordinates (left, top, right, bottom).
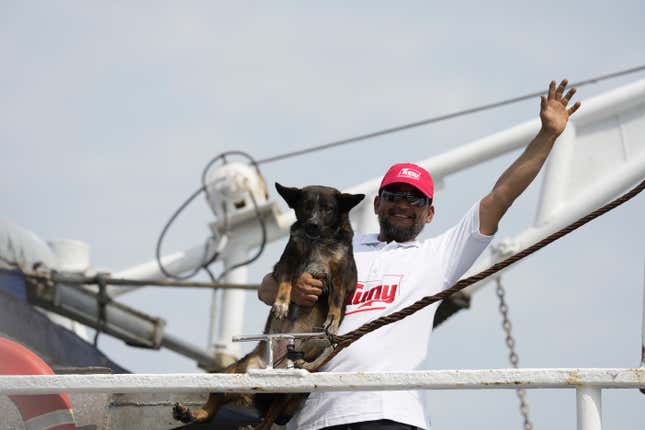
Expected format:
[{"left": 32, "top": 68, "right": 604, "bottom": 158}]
[
  {"left": 233, "top": 332, "right": 328, "bottom": 369},
  {"left": 24, "top": 272, "right": 166, "bottom": 349}
]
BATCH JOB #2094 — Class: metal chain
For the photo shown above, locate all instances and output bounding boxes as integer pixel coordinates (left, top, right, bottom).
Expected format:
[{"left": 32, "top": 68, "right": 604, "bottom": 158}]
[{"left": 495, "top": 276, "right": 534, "bottom": 430}]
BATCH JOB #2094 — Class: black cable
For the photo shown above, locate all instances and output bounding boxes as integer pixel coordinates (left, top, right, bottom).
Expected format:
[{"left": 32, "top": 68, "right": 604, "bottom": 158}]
[
  {"left": 200, "top": 150, "right": 262, "bottom": 188},
  {"left": 200, "top": 151, "right": 268, "bottom": 282},
  {"left": 155, "top": 185, "right": 213, "bottom": 280},
  {"left": 255, "top": 63, "right": 645, "bottom": 165},
  {"left": 203, "top": 265, "right": 217, "bottom": 283},
  {"left": 155, "top": 151, "right": 248, "bottom": 280},
  {"left": 156, "top": 151, "right": 268, "bottom": 282}
]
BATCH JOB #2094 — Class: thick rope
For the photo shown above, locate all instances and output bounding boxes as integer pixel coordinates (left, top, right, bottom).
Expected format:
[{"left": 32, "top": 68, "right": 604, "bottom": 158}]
[{"left": 316, "top": 179, "right": 645, "bottom": 368}]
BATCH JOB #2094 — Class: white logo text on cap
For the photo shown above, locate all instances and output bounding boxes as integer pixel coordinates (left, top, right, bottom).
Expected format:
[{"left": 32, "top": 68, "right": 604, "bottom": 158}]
[{"left": 397, "top": 168, "right": 420, "bottom": 180}]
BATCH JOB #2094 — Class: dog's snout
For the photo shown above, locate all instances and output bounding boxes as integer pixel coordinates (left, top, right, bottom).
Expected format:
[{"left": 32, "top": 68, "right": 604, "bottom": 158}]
[{"left": 304, "top": 223, "right": 321, "bottom": 238}]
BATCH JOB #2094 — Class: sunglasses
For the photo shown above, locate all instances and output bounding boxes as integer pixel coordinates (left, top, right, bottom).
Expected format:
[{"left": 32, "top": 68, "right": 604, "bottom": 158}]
[{"left": 380, "top": 190, "right": 431, "bottom": 208}]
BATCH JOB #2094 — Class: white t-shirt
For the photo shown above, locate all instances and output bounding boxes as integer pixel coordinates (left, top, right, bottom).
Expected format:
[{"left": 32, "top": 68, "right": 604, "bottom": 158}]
[{"left": 289, "top": 201, "right": 494, "bottom": 430}]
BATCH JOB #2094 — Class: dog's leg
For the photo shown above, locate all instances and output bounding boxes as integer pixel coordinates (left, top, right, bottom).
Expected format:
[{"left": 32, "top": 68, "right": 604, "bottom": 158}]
[
  {"left": 294, "top": 269, "right": 346, "bottom": 372},
  {"left": 294, "top": 344, "right": 336, "bottom": 372},
  {"left": 173, "top": 346, "right": 266, "bottom": 423},
  {"left": 250, "top": 396, "right": 290, "bottom": 430},
  {"left": 322, "top": 283, "right": 343, "bottom": 335},
  {"left": 173, "top": 393, "right": 227, "bottom": 423},
  {"left": 272, "top": 280, "right": 292, "bottom": 319},
  {"left": 294, "top": 334, "right": 335, "bottom": 372},
  {"left": 301, "top": 337, "right": 331, "bottom": 361}
]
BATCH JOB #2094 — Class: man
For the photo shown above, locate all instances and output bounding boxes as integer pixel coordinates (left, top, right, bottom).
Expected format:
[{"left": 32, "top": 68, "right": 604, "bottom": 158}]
[{"left": 258, "top": 80, "right": 580, "bottom": 429}]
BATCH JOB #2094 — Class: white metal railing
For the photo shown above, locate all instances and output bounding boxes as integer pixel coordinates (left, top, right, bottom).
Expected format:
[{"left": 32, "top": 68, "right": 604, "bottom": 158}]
[{"left": 1, "top": 368, "right": 644, "bottom": 430}]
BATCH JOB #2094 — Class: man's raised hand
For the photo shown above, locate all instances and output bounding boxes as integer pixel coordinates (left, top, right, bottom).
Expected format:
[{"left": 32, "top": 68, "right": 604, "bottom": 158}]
[{"left": 540, "top": 79, "right": 581, "bottom": 137}]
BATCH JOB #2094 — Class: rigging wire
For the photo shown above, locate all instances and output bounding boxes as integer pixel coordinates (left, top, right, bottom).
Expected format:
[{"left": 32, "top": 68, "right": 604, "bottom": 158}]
[
  {"left": 155, "top": 184, "right": 215, "bottom": 280},
  {"left": 255, "top": 63, "right": 645, "bottom": 165},
  {"left": 200, "top": 150, "right": 263, "bottom": 189},
  {"left": 0, "top": 267, "right": 260, "bottom": 290}
]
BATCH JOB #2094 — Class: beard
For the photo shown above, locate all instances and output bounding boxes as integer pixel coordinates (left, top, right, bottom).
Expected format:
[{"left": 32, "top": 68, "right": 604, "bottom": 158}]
[{"left": 378, "top": 210, "right": 425, "bottom": 243}]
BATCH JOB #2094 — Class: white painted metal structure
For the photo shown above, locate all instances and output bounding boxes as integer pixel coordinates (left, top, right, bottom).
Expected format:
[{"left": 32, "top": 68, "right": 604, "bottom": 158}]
[
  {"left": 104, "top": 77, "right": 645, "bottom": 360},
  {"left": 0, "top": 217, "right": 58, "bottom": 270},
  {"left": 2, "top": 78, "right": 645, "bottom": 429},
  {"left": 210, "top": 246, "right": 249, "bottom": 362},
  {"left": 2, "top": 78, "right": 644, "bottom": 363},
  {"left": 464, "top": 78, "right": 645, "bottom": 292},
  {"left": 0, "top": 218, "right": 90, "bottom": 340},
  {"left": 1, "top": 369, "right": 644, "bottom": 429},
  {"left": 1, "top": 77, "right": 643, "bottom": 355},
  {"left": 2, "top": 368, "right": 643, "bottom": 394}
]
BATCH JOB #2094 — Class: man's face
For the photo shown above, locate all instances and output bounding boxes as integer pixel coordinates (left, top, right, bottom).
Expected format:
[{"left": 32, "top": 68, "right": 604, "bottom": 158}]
[{"left": 374, "top": 183, "right": 434, "bottom": 243}]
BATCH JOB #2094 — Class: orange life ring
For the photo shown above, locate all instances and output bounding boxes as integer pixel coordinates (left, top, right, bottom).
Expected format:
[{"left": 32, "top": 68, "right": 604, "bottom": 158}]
[{"left": 0, "top": 337, "right": 76, "bottom": 430}]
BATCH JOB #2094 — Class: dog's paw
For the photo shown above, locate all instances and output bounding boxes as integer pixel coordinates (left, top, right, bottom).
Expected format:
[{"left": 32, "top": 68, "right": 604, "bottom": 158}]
[
  {"left": 173, "top": 402, "right": 195, "bottom": 423},
  {"left": 294, "top": 359, "right": 318, "bottom": 371},
  {"left": 302, "top": 338, "right": 331, "bottom": 361},
  {"left": 272, "top": 302, "right": 289, "bottom": 319},
  {"left": 323, "top": 315, "right": 339, "bottom": 335}
]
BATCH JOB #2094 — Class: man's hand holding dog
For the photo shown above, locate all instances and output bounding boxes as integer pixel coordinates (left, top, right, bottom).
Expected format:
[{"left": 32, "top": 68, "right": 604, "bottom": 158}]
[
  {"left": 259, "top": 272, "right": 323, "bottom": 307},
  {"left": 293, "top": 273, "right": 324, "bottom": 306}
]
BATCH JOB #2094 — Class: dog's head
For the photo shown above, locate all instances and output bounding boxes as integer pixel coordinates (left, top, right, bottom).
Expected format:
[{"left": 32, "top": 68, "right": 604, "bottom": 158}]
[{"left": 275, "top": 183, "right": 365, "bottom": 239}]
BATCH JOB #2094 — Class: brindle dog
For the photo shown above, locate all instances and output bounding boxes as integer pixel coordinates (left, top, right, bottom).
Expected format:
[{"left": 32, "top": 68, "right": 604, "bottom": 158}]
[{"left": 173, "top": 183, "right": 364, "bottom": 429}]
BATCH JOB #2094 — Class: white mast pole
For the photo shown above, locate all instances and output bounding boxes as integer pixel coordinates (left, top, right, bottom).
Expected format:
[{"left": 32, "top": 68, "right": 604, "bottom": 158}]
[{"left": 208, "top": 244, "right": 249, "bottom": 369}]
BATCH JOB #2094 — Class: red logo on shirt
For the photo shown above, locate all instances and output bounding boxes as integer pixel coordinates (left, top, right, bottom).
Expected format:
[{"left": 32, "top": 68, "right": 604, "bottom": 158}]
[{"left": 346, "top": 281, "right": 399, "bottom": 315}]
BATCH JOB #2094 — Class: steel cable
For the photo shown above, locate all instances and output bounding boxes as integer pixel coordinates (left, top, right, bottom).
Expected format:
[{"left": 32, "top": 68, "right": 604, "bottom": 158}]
[
  {"left": 256, "top": 64, "right": 645, "bottom": 165},
  {"left": 0, "top": 267, "right": 259, "bottom": 290}
]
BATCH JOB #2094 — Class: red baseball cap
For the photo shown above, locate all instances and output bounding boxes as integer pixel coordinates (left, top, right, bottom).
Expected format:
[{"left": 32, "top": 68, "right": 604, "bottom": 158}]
[{"left": 379, "top": 163, "right": 434, "bottom": 199}]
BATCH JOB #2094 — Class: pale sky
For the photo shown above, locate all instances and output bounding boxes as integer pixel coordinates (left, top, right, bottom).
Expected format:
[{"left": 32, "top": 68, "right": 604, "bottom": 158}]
[{"left": 2, "top": 2, "right": 645, "bottom": 429}]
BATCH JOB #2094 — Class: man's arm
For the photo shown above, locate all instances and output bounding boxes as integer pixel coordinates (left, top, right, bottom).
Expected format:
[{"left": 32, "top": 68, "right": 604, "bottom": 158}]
[
  {"left": 479, "top": 79, "right": 581, "bottom": 235},
  {"left": 258, "top": 272, "right": 324, "bottom": 306},
  {"left": 258, "top": 273, "right": 279, "bottom": 306}
]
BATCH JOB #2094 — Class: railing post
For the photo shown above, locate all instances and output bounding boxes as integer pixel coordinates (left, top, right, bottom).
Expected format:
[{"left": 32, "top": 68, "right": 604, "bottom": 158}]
[{"left": 576, "top": 386, "right": 602, "bottom": 430}]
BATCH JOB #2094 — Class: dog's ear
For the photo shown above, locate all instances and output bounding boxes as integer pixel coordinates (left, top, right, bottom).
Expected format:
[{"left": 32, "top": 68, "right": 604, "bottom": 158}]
[
  {"left": 275, "top": 183, "right": 302, "bottom": 209},
  {"left": 339, "top": 193, "right": 365, "bottom": 212}
]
